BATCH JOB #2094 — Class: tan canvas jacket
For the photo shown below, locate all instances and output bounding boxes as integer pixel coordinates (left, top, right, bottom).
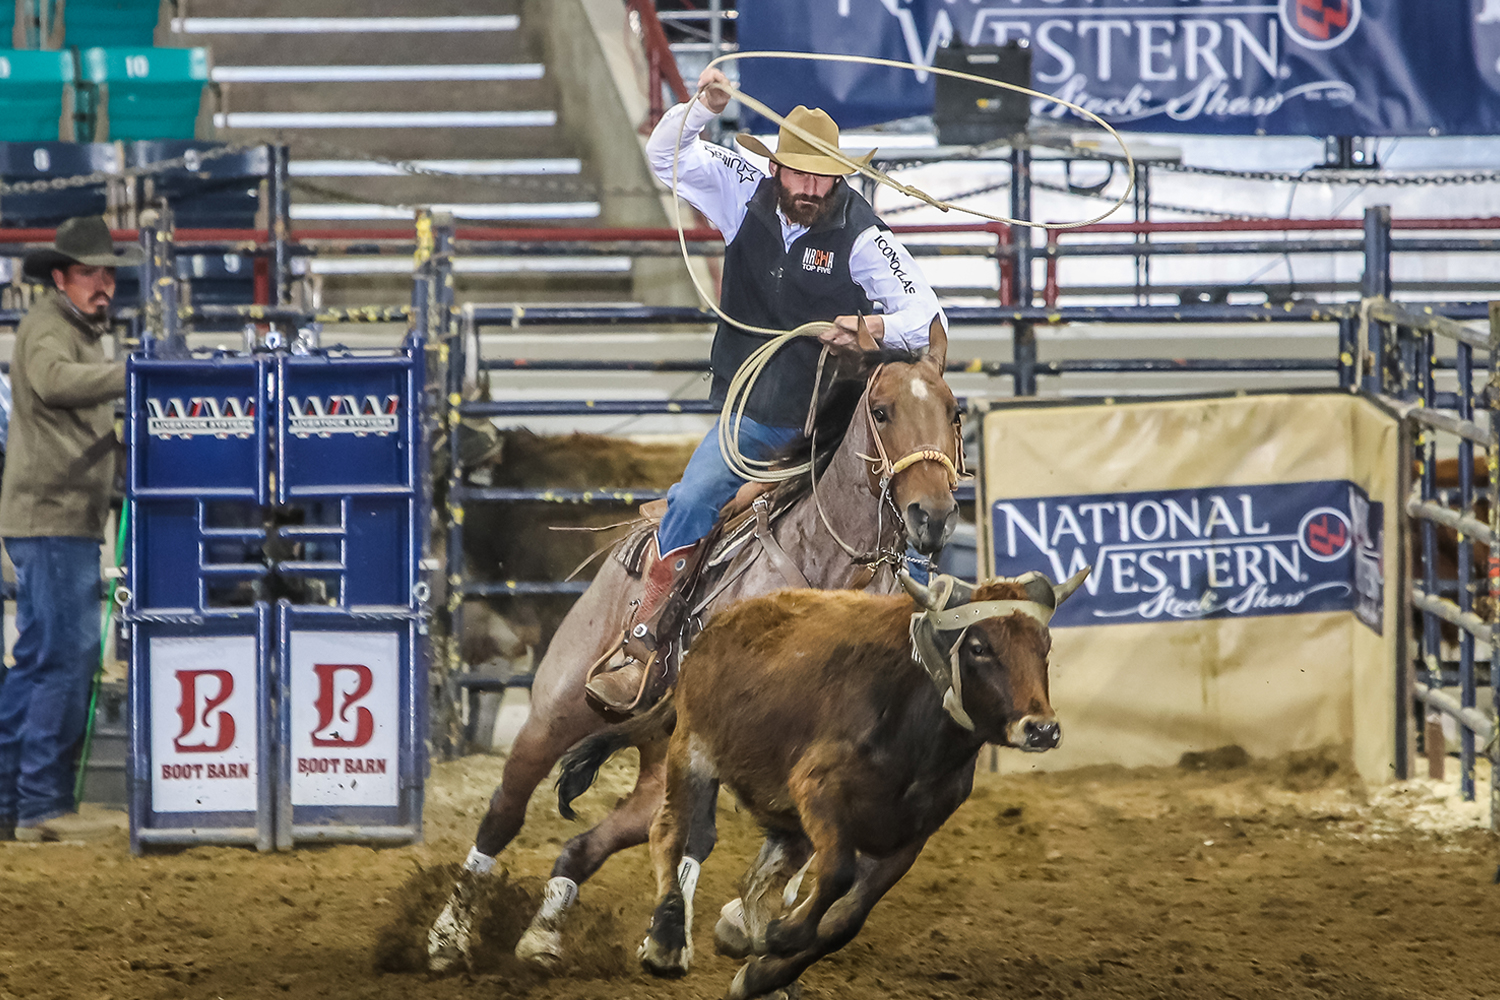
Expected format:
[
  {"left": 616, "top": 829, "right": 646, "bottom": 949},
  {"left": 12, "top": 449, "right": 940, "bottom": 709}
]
[{"left": 0, "top": 291, "right": 126, "bottom": 539}]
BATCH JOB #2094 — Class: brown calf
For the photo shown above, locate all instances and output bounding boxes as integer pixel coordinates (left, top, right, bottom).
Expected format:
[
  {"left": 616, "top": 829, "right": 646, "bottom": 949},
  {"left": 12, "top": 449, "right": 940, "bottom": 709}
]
[{"left": 561, "top": 568, "right": 1086, "bottom": 999}]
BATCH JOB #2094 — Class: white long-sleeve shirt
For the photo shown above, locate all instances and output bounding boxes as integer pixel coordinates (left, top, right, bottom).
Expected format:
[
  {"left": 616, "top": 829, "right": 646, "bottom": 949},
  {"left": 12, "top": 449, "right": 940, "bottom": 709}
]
[{"left": 647, "top": 100, "right": 947, "bottom": 352}]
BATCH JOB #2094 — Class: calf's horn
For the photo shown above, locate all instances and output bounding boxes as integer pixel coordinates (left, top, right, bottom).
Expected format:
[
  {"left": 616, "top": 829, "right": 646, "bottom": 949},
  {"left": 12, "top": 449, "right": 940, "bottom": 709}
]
[
  {"left": 898, "top": 568, "right": 939, "bottom": 610},
  {"left": 1054, "top": 566, "right": 1093, "bottom": 605}
]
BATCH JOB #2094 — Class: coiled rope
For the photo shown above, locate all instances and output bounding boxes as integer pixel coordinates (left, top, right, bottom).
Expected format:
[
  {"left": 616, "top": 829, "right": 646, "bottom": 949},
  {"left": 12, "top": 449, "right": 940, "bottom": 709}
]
[{"left": 669, "top": 51, "right": 1137, "bottom": 482}]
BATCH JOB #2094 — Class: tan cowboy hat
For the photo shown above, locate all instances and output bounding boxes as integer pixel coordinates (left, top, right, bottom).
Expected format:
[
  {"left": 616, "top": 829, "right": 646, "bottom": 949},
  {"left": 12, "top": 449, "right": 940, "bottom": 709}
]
[
  {"left": 736, "top": 106, "right": 875, "bottom": 177},
  {"left": 22, "top": 215, "right": 144, "bottom": 282}
]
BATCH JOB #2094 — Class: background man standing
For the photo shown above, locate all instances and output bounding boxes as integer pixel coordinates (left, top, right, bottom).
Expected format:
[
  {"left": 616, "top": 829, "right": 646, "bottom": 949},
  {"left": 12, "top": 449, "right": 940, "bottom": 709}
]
[{"left": 0, "top": 216, "right": 137, "bottom": 842}]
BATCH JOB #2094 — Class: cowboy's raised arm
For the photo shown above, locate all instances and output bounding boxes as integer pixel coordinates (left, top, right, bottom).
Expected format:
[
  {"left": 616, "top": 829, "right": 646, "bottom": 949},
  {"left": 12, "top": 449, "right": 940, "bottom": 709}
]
[
  {"left": 646, "top": 70, "right": 762, "bottom": 243},
  {"left": 840, "top": 226, "right": 948, "bottom": 352}
]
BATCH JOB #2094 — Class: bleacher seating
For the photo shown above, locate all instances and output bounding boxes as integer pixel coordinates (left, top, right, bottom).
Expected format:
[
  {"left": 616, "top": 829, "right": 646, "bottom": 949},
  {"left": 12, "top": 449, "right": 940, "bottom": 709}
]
[
  {"left": 0, "top": 140, "right": 115, "bottom": 225},
  {"left": 83, "top": 46, "right": 207, "bottom": 140},
  {"left": 64, "top": 0, "right": 161, "bottom": 49},
  {"left": 0, "top": 50, "right": 73, "bottom": 141},
  {"left": 176, "top": 252, "right": 255, "bottom": 305},
  {"left": 127, "top": 140, "right": 266, "bottom": 228}
]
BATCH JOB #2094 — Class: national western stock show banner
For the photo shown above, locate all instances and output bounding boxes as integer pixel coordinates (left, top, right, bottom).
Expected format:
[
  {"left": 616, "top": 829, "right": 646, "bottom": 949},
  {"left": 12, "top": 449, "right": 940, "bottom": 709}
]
[
  {"left": 978, "top": 393, "right": 1399, "bottom": 781},
  {"left": 739, "top": 1, "right": 1500, "bottom": 136}
]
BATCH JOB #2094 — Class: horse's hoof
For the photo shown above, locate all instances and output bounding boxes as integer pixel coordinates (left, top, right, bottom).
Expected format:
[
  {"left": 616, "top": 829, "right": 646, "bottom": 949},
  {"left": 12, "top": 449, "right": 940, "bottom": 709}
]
[
  {"left": 715, "top": 898, "right": 753, "bottom": 959},
  {"left": 514, "top": 926, "right": 562, "bottom": 970},
  {"left": 426, "top": 896, "right": 473, "bottom": 973},
  {"left": 638, "top": 933, "right": 690, "bottom": 978},
  {"left": 726, "top": 963, "right": 800, "bottom": 1000}
]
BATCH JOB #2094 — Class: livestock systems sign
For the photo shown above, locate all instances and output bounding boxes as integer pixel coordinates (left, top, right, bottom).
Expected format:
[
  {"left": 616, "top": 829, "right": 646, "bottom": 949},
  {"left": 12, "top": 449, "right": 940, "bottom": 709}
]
[
  {"left": 288, "top": 631, "right": 401, "bottom": 807},
  {"left": 739, "top": 0, "right": 1500, "bottom": 136},
  {"left": 992, "top": 480, "right": 1384, "bottom": 632},
  {"left": 149, "top": 635, "right": 259, "bottom": 813}
]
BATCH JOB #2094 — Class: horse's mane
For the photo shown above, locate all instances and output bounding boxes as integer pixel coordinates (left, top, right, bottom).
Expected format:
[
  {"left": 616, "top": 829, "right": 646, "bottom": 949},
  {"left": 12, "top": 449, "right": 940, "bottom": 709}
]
[{"left": 769, "top": 345, "right": 927, "bottom": 505}]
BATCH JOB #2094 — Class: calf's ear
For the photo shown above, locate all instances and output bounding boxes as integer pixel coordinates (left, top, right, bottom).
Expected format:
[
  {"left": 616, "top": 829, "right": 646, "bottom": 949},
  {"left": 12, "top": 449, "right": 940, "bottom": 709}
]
[{"left": 1054, "top": 566, "right": 1092, "bottom": 605}]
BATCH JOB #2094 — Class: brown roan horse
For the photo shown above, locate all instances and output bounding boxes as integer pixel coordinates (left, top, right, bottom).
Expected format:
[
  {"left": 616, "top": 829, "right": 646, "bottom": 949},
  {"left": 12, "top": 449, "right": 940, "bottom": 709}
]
[{"left": 427, "top": 340, "right": 963, "bottom": 972}]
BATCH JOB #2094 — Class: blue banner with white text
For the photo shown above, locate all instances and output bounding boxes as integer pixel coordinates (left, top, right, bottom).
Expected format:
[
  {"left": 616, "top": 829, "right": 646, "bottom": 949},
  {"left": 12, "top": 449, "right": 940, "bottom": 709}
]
[
  {"left": 991, "top": 480, "right": 1384, "bottom": 629},
  {"left": 738, "top": 0, "right": 1500, "bottom": 136}
]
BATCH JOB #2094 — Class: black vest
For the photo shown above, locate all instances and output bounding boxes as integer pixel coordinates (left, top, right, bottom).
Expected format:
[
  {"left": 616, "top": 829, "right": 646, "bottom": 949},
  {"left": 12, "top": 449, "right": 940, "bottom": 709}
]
[{"left": 712, "top": 178, "right": 880, "bottom": 427}]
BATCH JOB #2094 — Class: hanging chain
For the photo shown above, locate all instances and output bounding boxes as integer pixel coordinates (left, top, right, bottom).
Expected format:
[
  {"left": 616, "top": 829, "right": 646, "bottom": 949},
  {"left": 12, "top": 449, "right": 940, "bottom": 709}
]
[{"left": 0, "top": 142, "right": 256, "bottom": 196}]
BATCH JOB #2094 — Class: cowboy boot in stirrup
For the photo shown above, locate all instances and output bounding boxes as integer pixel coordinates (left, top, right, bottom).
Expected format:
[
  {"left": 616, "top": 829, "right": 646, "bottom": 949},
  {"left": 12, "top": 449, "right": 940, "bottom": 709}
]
[{"left": 585, "top": 539, "right": 695, "bottom": 712}]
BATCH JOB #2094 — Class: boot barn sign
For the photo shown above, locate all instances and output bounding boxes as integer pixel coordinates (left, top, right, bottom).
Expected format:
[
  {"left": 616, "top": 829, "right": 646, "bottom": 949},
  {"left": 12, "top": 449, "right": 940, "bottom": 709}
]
[{"left": 738, "top": 0, "right": 1500, "bottom": 135}]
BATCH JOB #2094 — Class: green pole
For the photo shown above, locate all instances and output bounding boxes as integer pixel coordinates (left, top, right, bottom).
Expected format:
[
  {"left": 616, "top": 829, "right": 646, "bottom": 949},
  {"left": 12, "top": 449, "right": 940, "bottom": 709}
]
[{"left": 73, "top": 504, "right": 129, "bottom": 809}]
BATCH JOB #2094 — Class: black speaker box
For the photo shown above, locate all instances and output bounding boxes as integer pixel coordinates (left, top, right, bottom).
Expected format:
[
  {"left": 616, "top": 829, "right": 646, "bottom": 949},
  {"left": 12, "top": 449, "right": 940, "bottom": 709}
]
[{"left": 933, "top": 43, "right": 1032, "bottom": 146}]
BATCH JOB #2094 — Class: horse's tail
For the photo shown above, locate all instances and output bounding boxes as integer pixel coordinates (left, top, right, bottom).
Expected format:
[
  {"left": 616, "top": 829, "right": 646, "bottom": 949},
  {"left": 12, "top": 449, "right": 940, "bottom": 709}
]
[{"left": 556, "top": 692, "right": 678, "bottom": 821}]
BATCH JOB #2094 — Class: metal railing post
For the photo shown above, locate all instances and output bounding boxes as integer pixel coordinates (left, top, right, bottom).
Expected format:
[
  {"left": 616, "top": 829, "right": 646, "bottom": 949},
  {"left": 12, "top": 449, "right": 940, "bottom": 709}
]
[
  {"left": 136, "top": 214, "right": 159, "bottom": 356},
  {"left": 1489, "top": 301, "right": 1500, "bottom": 830},
  {"left": 268, "top": 144, "right": 291, "bottom": 307},
  {"left": 1010, "top": 146, "right": 1036, "bottom": 396},
  {"left": 1360, "top": 205, "right": 1392, "bottom": 395}
]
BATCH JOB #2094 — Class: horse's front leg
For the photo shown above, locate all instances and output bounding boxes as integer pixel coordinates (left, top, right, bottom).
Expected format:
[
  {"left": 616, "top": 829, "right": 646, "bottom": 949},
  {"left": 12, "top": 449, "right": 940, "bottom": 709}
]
[
  {"left": 717, "top": 830, "right": 813, "bottom": 959},
  {"left": 427, "top": 696, "right": 599, "bottom": 972},
  {"left": 514, "top": 736, "right": 667, "bottom": 967},
  {"left": 728, "top": 841, "right": 924, "bottom": 1000}
]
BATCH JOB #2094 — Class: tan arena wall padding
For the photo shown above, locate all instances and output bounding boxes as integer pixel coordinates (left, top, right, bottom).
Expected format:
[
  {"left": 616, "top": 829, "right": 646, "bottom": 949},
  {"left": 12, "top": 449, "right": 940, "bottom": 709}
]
[{"left": 977, "top": 393, "right": 1400, "bottom": 784}]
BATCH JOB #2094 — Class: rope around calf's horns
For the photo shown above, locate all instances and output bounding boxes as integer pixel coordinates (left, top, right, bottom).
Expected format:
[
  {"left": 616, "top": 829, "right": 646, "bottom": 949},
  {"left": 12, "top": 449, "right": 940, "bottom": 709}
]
[{"left": 670, "top": 51, "right": 1137, "bottom": 483}]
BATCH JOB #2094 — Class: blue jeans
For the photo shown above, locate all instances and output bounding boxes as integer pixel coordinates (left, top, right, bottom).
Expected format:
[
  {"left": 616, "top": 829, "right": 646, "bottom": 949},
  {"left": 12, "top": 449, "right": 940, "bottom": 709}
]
[
  {"left": 0, "top": 537, "right": 102, "bottom": 826},
  {"left": 657, "top": 418, "right": 803, "bottom": 553}
]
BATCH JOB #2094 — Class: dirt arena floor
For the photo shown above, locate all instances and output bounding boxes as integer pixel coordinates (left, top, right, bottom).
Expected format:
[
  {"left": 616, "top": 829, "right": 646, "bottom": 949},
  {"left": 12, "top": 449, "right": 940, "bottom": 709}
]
[{"left": 2, "top": 747, "right": 1498, "bottom": 1000}]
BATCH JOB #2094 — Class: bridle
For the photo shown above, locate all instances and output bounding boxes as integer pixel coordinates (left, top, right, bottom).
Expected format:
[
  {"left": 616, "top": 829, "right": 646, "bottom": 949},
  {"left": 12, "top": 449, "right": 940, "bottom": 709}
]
[{"left": 811, "top": 360, "right": 966, "bottom": 566}]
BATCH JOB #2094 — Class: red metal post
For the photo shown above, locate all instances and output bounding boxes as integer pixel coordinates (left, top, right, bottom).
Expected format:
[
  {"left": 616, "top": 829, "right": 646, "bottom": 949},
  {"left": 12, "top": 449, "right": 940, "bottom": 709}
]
[{"left": 996, "top": 225, "right": 1014, "bottom": 306}]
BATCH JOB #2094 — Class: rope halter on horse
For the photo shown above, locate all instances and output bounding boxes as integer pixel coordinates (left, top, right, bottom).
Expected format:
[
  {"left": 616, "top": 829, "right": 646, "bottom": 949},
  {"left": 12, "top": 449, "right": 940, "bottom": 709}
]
[{"left": 855, "top": 363, "right": 967, "bottom": 493}]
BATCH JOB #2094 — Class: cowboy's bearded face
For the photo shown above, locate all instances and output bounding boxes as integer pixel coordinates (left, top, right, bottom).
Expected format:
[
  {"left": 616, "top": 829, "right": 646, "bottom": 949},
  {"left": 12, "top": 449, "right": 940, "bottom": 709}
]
[
  {"left": 773, "top": 165, "right": 838, "bottom": 227},
  {"left": 54, "top": 263, "right": 116, "bottom": 321}
]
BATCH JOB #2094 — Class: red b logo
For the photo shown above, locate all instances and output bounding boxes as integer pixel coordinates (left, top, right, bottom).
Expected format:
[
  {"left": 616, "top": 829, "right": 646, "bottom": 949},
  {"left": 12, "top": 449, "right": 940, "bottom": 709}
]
[
  {"left": 174, "top": 670, "right": 237, "bottom": 753},
  {"left": 310, "top": 663, "right": 376, "bottom": 748}
]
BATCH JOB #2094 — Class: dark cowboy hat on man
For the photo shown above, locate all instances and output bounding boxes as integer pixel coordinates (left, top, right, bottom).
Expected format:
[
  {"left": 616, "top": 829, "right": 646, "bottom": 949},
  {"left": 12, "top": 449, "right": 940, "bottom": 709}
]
[
  {"left": 736, "top": 105, "right": 875, "bottom": 176},
  {"left": 21, "top": 216, "right": 143, "bottom": 282}
]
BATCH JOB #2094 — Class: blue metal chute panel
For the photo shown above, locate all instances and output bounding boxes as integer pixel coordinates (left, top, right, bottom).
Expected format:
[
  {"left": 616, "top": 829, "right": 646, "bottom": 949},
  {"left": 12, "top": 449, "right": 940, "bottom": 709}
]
[
  {"left": 277, "top": 355, "right": 417, "bottom": 497},
  {"left": 129, "top": 356, "right": 268, "bottom": 500},
  {"left": 127, "top": 356, "right": 270, "bottom": 616},
  {"left": 133, "top": 499, "right": 197, "bottom": 610},
  {"left": 346, "top": 497, "right": 410, "bottom": 606},
  {"left": 274, "top": 604, "right": 424, "bottom": 848},
  {"left": 128, "top": 607, "right": 274, "bottom": 854}
]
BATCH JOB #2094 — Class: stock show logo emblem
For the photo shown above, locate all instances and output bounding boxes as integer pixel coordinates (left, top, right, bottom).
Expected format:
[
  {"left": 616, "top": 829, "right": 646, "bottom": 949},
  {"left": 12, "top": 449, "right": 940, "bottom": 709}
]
[
  {"left": 287, "top": 394, "right": 401, "bottom": 439},
  {"left": 147, "top": 397, "right": 255, "bottom": 440},
  {"left": 991, "top": 480, "right": 1382, "bottom": 630},
  {"left": 1281, "top": 0, "right": 1361, "bottom": 50}
]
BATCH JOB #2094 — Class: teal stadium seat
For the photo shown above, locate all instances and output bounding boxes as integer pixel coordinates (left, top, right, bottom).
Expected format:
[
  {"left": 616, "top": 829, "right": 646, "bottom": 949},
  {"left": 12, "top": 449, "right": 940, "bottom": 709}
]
[
  {"left": 0, "top": 50, "right": 73, "bottom": 141},
  {"left": 83, "top": 47, "right": 207, "bottom": 140},
  {"left": 2, "top": 2, "right": 15, "bottom": 47},
  {"left": 64, "top": 0, "right": 162, "bottom": 48}
]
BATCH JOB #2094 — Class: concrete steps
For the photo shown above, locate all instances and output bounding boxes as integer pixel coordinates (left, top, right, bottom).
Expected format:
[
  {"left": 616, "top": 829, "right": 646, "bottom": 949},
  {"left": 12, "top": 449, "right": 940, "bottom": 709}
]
[{"left": 170, "top": 0, "right": 629, "bottom": 299}]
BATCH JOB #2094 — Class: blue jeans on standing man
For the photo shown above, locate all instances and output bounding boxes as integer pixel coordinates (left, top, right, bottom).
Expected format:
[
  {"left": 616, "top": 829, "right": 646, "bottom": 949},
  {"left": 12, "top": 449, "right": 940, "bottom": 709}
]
[
  {"left": 0, "top": 537, "right": 102, "bottom": 827},
  {"left": 656, "top": 417, "right": 803, "bottom": 554}
]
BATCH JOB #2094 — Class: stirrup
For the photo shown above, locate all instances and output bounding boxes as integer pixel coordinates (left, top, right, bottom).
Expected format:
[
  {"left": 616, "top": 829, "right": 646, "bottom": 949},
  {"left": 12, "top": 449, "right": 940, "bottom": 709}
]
[{"left": 585, "top": 628, "right": 659, "bottom": 715}]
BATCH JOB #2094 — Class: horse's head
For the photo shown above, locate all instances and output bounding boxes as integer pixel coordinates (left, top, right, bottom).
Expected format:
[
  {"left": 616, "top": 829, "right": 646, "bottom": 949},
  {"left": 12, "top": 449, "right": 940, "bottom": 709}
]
[
  {"left": 901, "top": 568, "right": 1089, "bottom": 749},
  {"left": 862, "top": 351, "right": 962, "bottom": 555}
]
